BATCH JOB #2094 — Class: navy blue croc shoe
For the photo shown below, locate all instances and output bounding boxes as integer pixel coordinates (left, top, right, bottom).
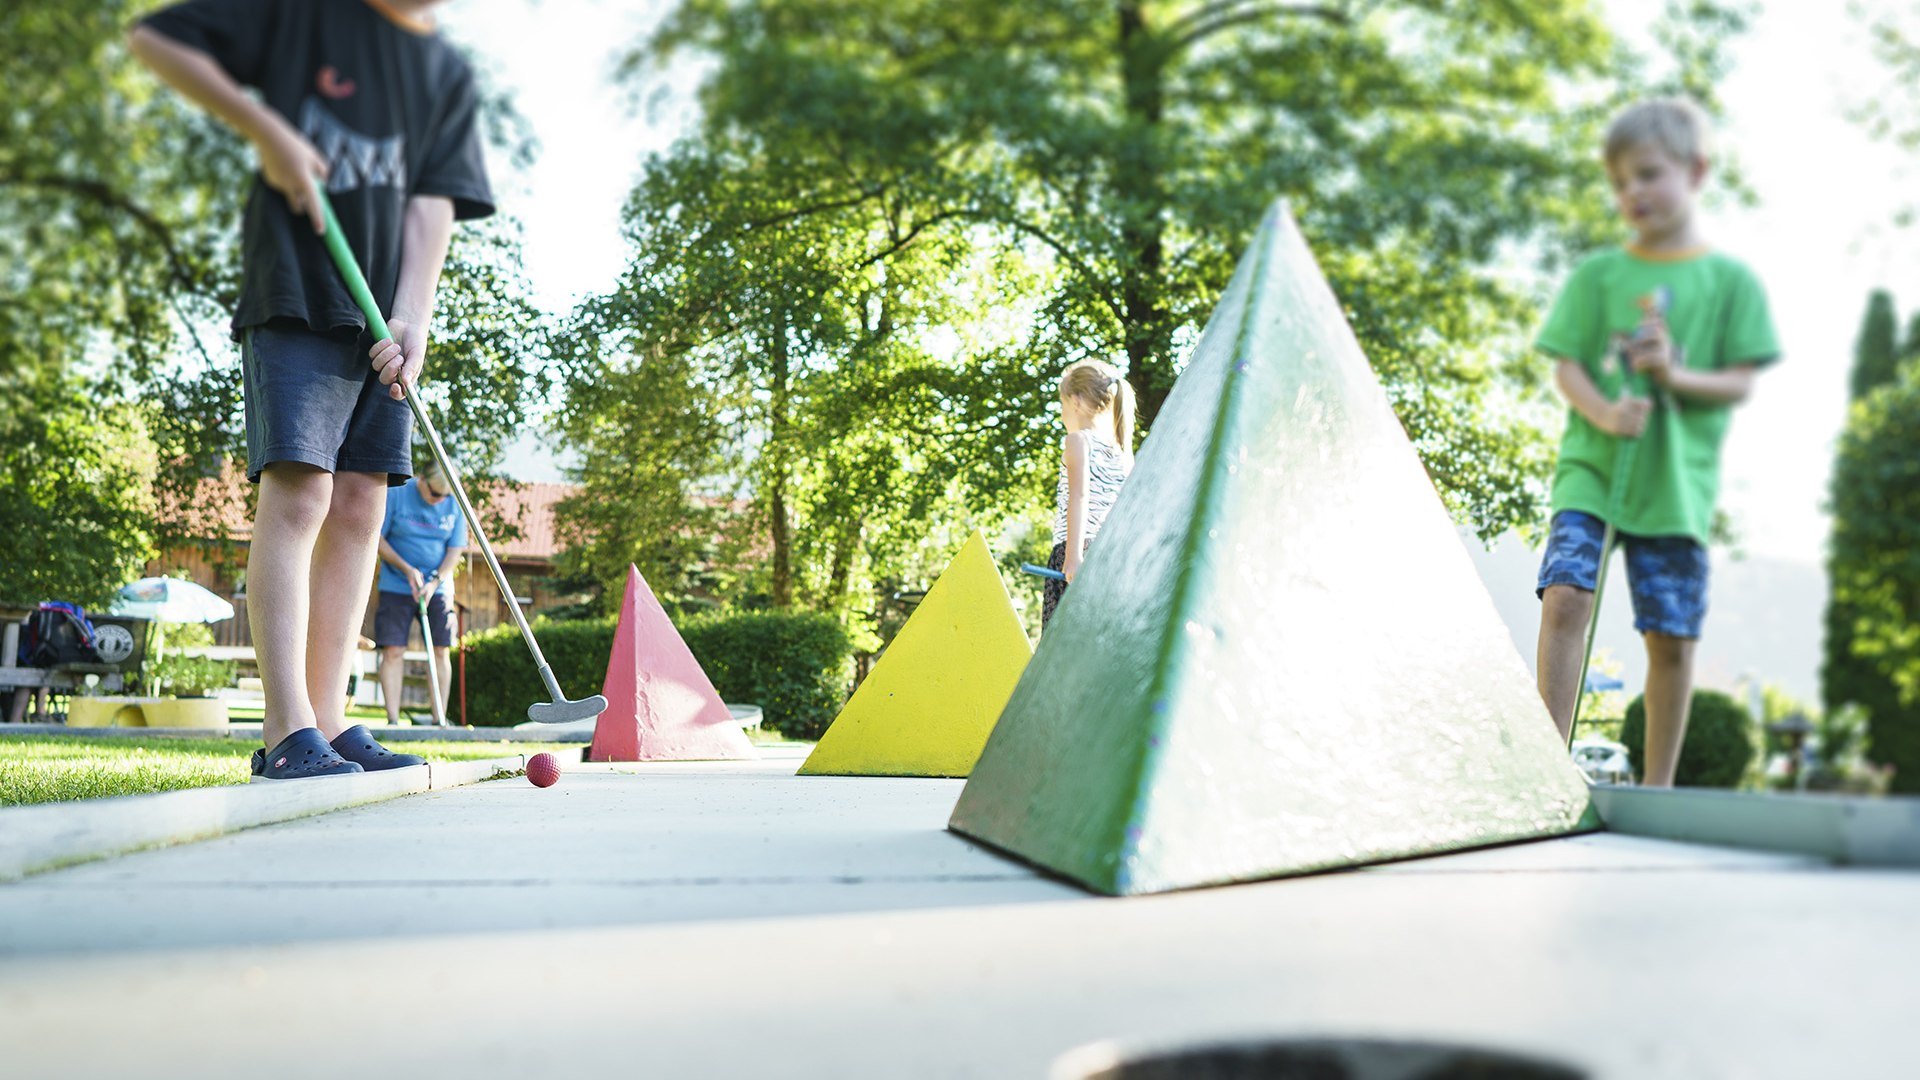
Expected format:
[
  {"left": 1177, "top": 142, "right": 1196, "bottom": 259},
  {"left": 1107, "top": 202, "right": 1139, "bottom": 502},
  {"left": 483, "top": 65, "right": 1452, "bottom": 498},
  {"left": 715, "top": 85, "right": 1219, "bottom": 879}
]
[
  {"left": 330, "top": 725, "right": 426, "bottom": 772},
  {"left": 250, "top": 728, "right": 364, "bottom": 783}
]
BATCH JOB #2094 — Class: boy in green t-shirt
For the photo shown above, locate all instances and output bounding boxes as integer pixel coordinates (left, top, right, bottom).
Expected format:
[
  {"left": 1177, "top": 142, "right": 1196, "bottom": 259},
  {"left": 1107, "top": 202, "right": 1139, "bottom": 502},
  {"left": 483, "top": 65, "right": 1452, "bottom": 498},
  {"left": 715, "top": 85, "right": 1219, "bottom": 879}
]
[{"left": 1533, "top": 98, "right": 1780, "bottom": 787}]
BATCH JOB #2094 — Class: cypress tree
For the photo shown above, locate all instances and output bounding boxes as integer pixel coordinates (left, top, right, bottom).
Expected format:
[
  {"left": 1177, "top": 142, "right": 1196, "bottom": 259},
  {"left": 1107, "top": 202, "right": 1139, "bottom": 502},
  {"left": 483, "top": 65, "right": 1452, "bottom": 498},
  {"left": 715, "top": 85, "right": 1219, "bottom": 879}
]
[
  {"left": 1825, "top": 289, "right": 1915, "bottom": 785},
  {"left": 1852, "top": 290, "right": 1900, "bottom": 400}
]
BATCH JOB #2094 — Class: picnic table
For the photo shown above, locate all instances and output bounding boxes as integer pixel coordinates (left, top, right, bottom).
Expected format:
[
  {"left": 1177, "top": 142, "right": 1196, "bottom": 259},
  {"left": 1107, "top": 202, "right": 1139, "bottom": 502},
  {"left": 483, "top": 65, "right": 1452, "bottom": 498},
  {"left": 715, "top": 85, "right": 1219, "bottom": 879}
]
[{"left": 1, "top": 616, "right": 138, "bottom": 723}]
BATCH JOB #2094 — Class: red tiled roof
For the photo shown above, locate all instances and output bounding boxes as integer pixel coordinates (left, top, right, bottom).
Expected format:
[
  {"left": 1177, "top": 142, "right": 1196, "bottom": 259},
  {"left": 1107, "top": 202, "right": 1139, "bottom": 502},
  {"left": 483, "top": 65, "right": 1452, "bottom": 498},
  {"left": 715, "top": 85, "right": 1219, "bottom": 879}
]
[
  {"left": 154, "top": 462, "right": 253, "bottom": 543},
  {"left": 491, "top": 481, "right": 571, "bottom": 561}
]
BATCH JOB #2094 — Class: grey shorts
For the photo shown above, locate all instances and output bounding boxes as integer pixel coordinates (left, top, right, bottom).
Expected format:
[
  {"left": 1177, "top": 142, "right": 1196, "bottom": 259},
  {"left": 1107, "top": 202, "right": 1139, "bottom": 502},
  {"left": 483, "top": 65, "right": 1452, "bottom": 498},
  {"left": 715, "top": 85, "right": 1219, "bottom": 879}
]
[
  {"left": 375, "top": 590, "right": 453, "bottom": 648},
  {"left": 241, "top": 320, "right": 411, "bottom": 485}
]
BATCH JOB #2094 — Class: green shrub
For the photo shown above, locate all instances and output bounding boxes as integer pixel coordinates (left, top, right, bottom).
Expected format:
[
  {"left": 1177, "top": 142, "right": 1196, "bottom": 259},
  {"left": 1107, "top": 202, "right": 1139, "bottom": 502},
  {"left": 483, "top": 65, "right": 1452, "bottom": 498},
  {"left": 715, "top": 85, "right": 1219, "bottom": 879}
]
[
  {"left": 459, "top": 616, "right": 615, "bottom": 727},
  {"left": 157, "top": 621, "right": 216, "bottom": 650},
  {"left": 1619, "top": 689, "right": 1757, "bottom": 788},
  {"left": 680, "top": 612, "right": 854, "bottom": 740},
  {"left": 1826, "top": 370, "right": 1920, "bottom": 793},
  {"left": 460, "top": 610, "right": 852, "bottom": 738},
  {"left": 146, "top": 653, "right": 236, "bottom": 698}
]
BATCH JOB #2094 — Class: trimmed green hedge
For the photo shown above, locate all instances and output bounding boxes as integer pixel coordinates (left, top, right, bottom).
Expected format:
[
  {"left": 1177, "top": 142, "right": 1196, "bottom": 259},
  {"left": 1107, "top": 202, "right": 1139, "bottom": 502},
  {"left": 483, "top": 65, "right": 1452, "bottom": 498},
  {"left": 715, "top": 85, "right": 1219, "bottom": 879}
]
[
  {"left": 1619, "top": 689, "right": 1757, "bottom": 788},
  {"left": 461, "top": 616, "right": 615, "bottom": 729},
  {"left": 459, "top": 610, "right": 853, "bottom": 739},
  {"left": 679, "top": 613, "right": 855, "bottom": 740}
]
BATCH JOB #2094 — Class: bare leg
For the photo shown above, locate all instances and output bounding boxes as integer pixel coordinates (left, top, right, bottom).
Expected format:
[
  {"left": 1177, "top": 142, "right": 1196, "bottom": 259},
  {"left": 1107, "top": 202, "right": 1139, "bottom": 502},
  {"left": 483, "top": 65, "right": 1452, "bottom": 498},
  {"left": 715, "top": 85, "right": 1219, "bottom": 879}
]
[
  {"left": 379, "top": 645, "right": 407, "bottom": 725},
  {"left": 1640, "top": 631, "right": 1698, "bottom": 787},
  {"left": 1537, "top": 584, "right": 1594, "bottom": 741},
  {"left": 250, "top": 464, "right": 333, "bottom": 750},
  {"left": 305, "top": 471, "right": 388, "bottom": 740},
  {"left": 8, "top": 689, "right": 26, "bottom": 723}
]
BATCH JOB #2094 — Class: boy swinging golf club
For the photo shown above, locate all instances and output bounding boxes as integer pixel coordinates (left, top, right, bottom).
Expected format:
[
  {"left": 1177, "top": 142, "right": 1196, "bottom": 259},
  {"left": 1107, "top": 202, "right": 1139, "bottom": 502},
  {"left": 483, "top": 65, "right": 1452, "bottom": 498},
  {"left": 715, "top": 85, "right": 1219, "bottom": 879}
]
[
  {"left": 1532, "top": 99, "right": 1780, "bottom": 788},
  {"left": 131, "top": 0, "right": 600, "bottom": 784}
]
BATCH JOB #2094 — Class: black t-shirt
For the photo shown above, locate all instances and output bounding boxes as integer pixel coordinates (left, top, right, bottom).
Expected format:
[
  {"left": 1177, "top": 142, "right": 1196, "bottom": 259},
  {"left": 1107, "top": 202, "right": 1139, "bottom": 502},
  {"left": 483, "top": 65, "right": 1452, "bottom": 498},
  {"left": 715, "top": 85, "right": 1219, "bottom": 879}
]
[{"left": 141, "top": 0, "right": 494, "bottom": 336}]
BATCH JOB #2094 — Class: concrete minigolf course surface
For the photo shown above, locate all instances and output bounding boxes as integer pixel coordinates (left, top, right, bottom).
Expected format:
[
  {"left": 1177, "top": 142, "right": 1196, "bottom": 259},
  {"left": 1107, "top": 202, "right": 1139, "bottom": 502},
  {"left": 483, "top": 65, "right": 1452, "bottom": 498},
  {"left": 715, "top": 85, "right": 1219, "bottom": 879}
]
[{"left": 0, "top": 751, "right": 1912, "bottom": 1078}]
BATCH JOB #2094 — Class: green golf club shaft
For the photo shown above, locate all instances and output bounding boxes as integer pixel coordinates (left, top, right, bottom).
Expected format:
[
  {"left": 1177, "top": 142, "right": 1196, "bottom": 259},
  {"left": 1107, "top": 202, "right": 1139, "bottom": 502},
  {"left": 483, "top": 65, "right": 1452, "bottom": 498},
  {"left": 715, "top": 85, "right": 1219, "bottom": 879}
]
[{"left": 1567, "top": 340, "right": 1656, "bottom": 748}]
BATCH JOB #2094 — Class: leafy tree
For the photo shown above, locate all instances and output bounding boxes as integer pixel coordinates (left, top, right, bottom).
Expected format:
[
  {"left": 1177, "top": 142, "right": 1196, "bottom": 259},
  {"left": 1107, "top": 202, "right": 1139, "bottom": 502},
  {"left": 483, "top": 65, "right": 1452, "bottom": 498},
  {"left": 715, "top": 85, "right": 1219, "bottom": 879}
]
[
  {"left": 1853, "top": 4, "right": 1920, "bottom": 191},
  {"left": 2, "top": 1, "right": 247, "bottom": 548},
  {"left": 0, "top": 381, "right": 160, "bottom": 608},
  {"left": 634, "top": 0, "right": 1753, "bottom": 548},
  {"left": 547, "top": 328, "right": 742, "bottom": 613},
  {"left": 0, "top": 2, "right": 244, "bottom": 378},
  {"left": 565, "top": 130, "right": 1054, "bottom": 615},
  {"left": 1826, "top": 371, "right": 1920, "bottom": 793}
]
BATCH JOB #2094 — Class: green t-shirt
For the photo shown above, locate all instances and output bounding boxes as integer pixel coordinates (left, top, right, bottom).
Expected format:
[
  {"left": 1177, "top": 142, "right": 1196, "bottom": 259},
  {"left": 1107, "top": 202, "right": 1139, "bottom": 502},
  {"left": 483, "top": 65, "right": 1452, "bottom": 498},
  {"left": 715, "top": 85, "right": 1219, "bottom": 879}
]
[{"left": 1536, "top": 247, "right": 1780, "bottom": 545}]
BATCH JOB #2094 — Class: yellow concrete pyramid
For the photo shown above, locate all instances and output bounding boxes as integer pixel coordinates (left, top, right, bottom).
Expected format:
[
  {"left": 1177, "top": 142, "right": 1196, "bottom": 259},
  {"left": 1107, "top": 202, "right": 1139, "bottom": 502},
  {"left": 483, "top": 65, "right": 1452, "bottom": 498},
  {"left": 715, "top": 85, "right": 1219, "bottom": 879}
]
[{"left": 799, "top": 532, "right": 1033, "bottom": 777}]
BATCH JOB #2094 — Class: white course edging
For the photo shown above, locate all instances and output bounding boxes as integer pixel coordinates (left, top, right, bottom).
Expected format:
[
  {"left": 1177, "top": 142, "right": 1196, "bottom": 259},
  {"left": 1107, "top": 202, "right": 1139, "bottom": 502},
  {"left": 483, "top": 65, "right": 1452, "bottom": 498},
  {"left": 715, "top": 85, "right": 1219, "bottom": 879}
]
[
  {"left": 1591, "top": 784, "right": 1920, "bottom": 866},
  {"left": 0, "top": 752, "right": 551, "bottom": 882}
]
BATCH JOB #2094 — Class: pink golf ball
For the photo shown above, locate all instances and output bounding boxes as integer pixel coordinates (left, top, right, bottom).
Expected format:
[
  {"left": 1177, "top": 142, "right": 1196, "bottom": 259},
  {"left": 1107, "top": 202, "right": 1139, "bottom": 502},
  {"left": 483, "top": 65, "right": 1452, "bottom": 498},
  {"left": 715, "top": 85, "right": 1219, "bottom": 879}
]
[{"left": 526, "top": 752, "right": 561, "bottom": 788}]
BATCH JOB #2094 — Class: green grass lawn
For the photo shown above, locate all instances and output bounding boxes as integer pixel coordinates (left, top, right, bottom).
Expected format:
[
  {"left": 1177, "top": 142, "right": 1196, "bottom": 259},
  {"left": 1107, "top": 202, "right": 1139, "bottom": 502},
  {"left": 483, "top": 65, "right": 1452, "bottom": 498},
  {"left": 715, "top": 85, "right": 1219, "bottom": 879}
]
[{"left": 0, "top": 735, "right": 551, "bottom": 807}]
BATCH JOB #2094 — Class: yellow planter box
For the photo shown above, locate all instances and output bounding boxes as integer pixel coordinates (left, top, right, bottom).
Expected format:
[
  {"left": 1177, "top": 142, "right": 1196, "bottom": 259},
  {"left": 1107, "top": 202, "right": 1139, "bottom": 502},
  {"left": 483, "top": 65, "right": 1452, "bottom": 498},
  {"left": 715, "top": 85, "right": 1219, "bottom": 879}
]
[
  {"left": 139, "top": 698, "right": 230, "bottom": 731},
  {"left": 63, "top": 696, "right": 228, "bottom": 731},
  {"left": 65, "top": 697, "right": 161, "bottom": 728}
]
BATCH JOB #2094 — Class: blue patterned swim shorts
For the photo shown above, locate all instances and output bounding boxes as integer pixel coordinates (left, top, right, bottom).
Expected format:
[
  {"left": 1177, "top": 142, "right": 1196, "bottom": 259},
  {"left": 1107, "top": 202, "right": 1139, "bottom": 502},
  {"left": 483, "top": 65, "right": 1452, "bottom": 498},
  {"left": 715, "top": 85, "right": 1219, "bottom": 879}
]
[{"left": 1536, "top": 510, "right": 1709, "bottom": 639}]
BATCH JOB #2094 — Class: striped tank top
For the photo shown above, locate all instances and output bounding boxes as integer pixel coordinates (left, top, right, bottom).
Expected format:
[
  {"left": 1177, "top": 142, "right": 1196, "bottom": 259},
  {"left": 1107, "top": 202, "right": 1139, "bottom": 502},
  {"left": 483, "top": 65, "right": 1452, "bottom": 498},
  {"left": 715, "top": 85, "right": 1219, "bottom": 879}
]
[{"left": 1052, "top": 435, "right": 1132, "bottom": 546}]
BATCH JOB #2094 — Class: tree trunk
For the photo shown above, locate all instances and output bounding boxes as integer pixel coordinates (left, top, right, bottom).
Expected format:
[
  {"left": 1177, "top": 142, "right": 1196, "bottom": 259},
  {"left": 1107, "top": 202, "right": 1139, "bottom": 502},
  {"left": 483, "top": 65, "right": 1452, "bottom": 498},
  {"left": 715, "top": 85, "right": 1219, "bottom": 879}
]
[
  {"left": 1116, "top": 2, "right": 1171, "bottom": 427},
  {"left": 823, "top": 518, "right": 859, "bottom": 608},
  {"left": 768, "top": 327, "right": 794, "bottom": 608}
]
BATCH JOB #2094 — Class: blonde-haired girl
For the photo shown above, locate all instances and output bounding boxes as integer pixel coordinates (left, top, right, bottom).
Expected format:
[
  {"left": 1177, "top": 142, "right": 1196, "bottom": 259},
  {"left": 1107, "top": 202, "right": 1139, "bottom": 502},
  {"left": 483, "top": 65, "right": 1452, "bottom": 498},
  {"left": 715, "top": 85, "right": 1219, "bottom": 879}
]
[{"left": 1044, "top": 360, "right": 1136, "bottom": 626}]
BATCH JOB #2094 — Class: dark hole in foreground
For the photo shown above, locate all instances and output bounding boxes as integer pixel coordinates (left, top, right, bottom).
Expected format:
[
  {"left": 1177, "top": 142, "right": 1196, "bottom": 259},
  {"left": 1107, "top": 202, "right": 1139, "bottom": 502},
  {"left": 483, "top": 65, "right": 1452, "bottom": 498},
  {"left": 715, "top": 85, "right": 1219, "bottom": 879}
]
[{"left": 1066, "top": 1038, "right": 1587, "bottom": 1080}]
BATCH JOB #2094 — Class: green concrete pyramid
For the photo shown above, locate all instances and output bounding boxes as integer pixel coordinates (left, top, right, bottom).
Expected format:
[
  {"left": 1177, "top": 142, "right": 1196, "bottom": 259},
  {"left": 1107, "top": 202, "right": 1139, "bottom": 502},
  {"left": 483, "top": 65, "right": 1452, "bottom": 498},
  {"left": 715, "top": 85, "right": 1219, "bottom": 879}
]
[{"left": 948, "top": 202, "right": 1597, "bottom": 896}]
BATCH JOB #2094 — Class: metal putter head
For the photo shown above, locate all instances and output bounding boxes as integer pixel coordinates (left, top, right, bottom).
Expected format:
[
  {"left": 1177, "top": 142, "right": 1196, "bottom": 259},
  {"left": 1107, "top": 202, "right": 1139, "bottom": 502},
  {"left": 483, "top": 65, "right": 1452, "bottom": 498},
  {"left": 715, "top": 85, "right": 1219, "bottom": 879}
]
[
  {"left": 524, "top": 664, "right": 608, "bottom": 724},
  {"left": 526, "top": 693, "right": 608, "bottom": 725}
]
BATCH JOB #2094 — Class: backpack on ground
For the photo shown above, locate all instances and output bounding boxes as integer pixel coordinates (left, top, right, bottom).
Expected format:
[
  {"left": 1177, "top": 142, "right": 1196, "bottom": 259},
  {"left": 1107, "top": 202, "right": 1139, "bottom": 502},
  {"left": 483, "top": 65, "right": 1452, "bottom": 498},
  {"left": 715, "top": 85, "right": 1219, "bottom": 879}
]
[{"left": 19, "top": 602, "right": 100, "bottom": 668}]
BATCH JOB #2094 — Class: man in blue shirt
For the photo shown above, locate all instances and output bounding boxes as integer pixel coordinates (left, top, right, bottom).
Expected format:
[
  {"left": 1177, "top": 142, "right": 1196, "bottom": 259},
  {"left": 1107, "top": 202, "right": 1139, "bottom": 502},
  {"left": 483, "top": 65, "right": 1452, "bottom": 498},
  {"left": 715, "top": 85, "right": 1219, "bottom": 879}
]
[{"left": 375, "top": 459, "right": 466, "bottom": 724}]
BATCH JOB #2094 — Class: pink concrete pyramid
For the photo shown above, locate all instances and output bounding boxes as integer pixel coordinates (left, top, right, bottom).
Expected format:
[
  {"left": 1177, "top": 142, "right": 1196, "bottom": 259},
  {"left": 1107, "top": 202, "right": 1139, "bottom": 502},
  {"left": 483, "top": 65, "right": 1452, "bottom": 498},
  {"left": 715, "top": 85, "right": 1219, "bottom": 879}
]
[{"left": 589, "top": 565, "right": 757, "bottom": 762}]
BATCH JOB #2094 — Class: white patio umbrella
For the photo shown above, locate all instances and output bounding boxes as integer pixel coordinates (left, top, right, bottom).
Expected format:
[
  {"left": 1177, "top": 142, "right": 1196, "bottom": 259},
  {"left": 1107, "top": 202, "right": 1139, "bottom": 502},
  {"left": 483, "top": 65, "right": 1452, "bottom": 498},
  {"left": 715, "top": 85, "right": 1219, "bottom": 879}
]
[{"left": 109, "top": 577, "right": 236, "bottom": 624}]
